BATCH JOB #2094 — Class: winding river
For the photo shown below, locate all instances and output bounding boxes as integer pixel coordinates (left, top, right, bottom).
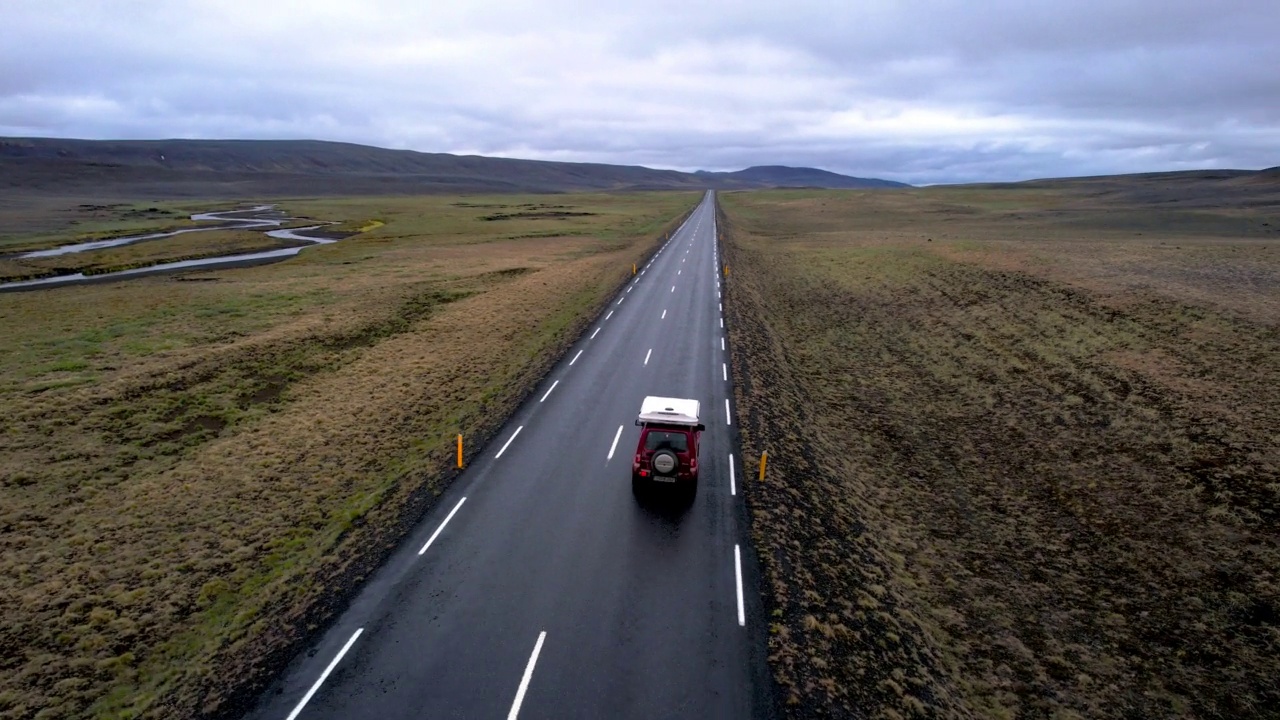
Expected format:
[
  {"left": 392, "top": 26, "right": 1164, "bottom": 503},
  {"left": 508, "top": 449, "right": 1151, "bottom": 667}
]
[{"left": 0, "top": 206, "right": 338, "bottom": 292}]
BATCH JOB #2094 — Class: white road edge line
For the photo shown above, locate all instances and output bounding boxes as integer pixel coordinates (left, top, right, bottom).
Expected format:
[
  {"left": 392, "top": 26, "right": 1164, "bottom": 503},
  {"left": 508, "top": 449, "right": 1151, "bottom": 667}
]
[
  {"left": 605, "top": 310, "right": 614, "bottom": 320},
  {"left": 723, "top": 363, "right": 727, "bottom": 381},
  {"left": 418, "top": 497, "right": 467, "bottom": 555},
  {"left": 591, "top": 327, "right": 600, "bottom": 339},
  {"left": 725, "top": 398, "right": 731, "bottom": 425},
  {"left": 507, "top": 631, "right": 547, "bottom": 720},
  {"left": 540, "top": 380, "right": 559, "bottom": 402},
  {"left": 570, "top": 350, "right": 583, "bottom": 365},
  {"left": 617, "top": 297, "right": 624, "bottom": 305},
  {"left": 495, "top": 426, "right": 523, "bottom": 458},
  {"left": 607, "top": 425, "right": 624, "bottom": 460},
  {"left": 285, "top": 628, "right": 364, "bottom": 720},
  {"left": 721, "top": 337, "right": 725, "bottom": 350},
  {"left": 720, "top": 318, "right": 724, "bottom": 328},
  {"left": 729, "top": 454, "right": 736, "bottom": 496},
  {"left": 644, "top": 348, "right": 652, "bottom": 365},
  {"left": 734, "top": 545, "right": 746, "bottom": 627}
]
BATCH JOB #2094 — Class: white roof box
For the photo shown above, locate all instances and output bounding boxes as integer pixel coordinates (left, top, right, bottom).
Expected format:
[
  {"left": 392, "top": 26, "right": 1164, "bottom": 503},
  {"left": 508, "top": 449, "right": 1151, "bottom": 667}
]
[{"left": 638, "top": 396, "right": 701, "bottom": 426}]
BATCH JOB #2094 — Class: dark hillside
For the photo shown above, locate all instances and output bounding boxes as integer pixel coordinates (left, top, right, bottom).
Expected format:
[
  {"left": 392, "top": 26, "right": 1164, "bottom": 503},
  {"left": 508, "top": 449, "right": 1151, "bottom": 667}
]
[
  {"left": 703, "top": 165, "right": 910, "bottom": 188},
  {"left": 961, "top": 168, "right": 1280, "bottom": 209},
  {"left": 0, "top": 138, "right": 907, "bottom": 197}
]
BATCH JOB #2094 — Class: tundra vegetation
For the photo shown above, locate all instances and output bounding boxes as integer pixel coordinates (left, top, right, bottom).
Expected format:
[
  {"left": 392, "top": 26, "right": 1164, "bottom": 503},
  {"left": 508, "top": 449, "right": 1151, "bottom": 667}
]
[
  {"left": 0, "top": 191, "right": 697, "bottom": 719},
  {"left": 719, "top": 181, "right": 1279, "bottom": 719}
]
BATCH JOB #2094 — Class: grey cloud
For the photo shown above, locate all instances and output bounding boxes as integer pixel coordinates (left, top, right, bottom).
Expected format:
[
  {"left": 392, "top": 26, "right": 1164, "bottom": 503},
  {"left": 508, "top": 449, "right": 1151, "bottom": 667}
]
[{"left": 1, "top": 0, "right": 1277, "bottom": 184}]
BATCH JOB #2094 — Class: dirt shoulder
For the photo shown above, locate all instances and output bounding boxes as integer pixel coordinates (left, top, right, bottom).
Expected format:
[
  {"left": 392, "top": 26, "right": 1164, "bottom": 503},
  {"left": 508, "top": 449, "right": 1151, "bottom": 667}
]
[{"left": 719, "top": 188, "right": 1280, "bottom": 718}]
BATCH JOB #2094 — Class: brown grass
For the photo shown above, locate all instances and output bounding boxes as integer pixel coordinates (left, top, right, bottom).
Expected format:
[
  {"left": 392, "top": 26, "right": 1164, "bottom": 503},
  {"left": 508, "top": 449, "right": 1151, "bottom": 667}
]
[
  {"left": 0, "top": 191, "right": 697, "bottom": 719},
  {"left": 719, "top": 186, "right": 1280, "bottom": 719}
]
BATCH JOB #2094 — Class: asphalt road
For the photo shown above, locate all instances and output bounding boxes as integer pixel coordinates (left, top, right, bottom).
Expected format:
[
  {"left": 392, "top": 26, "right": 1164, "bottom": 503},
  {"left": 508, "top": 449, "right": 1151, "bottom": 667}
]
[{"left": 244, "top": 191, "right": 773, "bottom": 720}]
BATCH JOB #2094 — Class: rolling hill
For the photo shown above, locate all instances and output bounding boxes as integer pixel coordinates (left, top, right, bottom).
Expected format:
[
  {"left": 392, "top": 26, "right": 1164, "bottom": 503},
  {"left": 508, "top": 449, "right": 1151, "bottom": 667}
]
[
  {"left": 0, "top": 137, "right": 908, "bottom": 197},
  {"left": 697, "top": 164, "right": 908, "bottom": 189}
]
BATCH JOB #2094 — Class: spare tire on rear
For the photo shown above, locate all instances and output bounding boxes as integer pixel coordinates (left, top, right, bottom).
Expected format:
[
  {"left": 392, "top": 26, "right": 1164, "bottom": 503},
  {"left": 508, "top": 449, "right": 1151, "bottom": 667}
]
[{"left": 651, "top": 449, "right": 678, "bottom": 476}]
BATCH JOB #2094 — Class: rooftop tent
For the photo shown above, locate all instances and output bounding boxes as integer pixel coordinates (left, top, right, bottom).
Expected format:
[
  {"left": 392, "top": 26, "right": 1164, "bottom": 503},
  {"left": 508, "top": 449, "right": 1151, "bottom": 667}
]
[{"left": 637, "top": 396, "right": 701, "bottom": 426}]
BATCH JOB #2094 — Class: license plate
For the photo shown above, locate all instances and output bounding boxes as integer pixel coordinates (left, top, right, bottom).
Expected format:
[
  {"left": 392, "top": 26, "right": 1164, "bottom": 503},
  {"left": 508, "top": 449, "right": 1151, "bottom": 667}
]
[{"left": 652, "top": 475, "right": 677, "bottom": 483}]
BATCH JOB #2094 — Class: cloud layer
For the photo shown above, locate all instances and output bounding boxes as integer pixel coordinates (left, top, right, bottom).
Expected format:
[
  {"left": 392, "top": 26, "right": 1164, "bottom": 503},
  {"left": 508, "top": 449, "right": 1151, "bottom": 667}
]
[{"left": 2, "top": 0, "right": 1277, "bottom": 183}]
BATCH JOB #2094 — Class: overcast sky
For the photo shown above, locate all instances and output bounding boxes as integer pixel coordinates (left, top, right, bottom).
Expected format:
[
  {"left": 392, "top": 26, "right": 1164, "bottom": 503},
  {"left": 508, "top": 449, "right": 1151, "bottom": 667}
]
[{"left": 2, "top": 0, "right": 1277, "bottom": 184}]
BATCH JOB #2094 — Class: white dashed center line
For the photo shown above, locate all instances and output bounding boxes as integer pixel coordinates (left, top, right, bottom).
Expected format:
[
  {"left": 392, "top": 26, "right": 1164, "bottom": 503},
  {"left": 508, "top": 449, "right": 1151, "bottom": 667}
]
[
  {"left": 661, "top": 309, "right": 666, "bottom": 319},
  {"left": 671, "top": 285, "right": 676, "bottom": 293},
  {"left": 644, "top": 348, "right": 652, "bottom": 365},
  {"left": 507, "top": 632, "right": 547, "bottom": 720},
  {"left": 607, "top": 425, "right": 624, "bottom": 460},
  {"left": 495, "top": 426, "right": 523, "bottom": 458}
]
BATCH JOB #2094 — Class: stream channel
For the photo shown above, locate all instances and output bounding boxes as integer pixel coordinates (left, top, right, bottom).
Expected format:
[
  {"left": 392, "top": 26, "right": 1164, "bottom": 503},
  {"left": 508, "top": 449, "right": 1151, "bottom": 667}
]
[{"left": 0, "top": 206, "right": 337, "bottom": 292}]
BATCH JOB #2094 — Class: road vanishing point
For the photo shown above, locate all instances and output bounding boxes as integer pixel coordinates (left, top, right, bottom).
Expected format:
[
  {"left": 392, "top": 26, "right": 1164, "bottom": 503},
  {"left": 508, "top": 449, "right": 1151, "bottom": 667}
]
[{"left": 244, "top": 191, "right": 774, "bottom": 720}]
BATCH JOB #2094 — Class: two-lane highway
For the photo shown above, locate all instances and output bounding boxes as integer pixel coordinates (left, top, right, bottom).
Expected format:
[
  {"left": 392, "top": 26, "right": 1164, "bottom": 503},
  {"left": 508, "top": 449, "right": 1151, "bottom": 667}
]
[{"left": 246, "top": 191, "right": 773, "bottom": 720}]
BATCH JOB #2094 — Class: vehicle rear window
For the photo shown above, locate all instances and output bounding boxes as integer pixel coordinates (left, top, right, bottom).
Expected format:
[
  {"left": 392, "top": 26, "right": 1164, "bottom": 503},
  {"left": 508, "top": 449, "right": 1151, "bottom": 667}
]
[{"left": 644, "top": 430, "right": 688, "bottom": 453}]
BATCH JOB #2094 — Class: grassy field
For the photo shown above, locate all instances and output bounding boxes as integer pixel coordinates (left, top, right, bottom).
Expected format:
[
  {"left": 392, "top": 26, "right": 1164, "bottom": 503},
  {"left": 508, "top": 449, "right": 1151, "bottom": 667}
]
[
  {"left": 0, "top": 191, "right": 697, "bottom": 719},
  {"left": 718, "top": 185, "right": 1280, "bottom": 718}
]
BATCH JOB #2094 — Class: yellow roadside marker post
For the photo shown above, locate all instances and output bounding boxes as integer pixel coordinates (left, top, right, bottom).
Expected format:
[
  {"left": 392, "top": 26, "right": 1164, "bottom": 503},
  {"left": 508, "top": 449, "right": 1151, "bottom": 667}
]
[
  {"left": 457, "top": 434, "right": 464, "bottom": 468},
  {"left": 633, "top": 263, "right": 637, "bottom": 275},
  {"left": 758, "top": 451, "right": 768, "bottom": 482}
]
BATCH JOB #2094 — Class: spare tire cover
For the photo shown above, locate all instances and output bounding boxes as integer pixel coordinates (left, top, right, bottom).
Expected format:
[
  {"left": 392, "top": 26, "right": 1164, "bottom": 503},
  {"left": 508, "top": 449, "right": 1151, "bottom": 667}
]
[{"left": 652, "top": 449, "right": 678, "bottom": 475}]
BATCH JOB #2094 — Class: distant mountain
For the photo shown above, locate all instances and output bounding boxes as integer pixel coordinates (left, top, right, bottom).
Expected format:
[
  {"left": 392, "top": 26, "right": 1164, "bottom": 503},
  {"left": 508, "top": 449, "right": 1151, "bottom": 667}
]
[
  {"left": 0, "top": 137, "right": 908, "bottom": 198},
  {"left": 699, "top": 165, "right": 909, "bottom": 189},
  {"left": 960, "top": 167, "right": 1280, "bottom": 209}
]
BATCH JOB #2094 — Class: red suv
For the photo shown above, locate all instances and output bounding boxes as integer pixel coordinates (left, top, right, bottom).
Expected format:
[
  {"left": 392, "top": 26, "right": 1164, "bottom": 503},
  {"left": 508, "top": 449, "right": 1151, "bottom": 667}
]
[{"left": 632, "top": 396, "right": 704, "bottom": 498}]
